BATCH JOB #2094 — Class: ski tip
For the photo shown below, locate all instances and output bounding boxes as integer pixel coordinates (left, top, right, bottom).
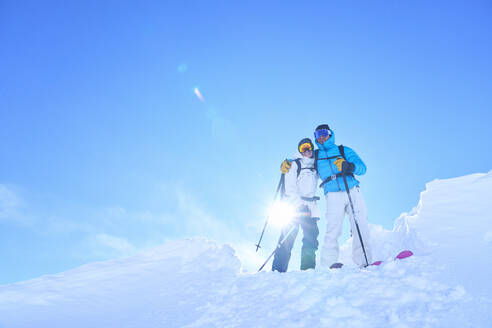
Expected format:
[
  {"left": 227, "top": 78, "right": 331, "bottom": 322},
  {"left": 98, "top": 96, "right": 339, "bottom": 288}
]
[
  {"left": 371, "top": 260, "right": 383, "bottom": 266},
  {"left": 396, "top": 250, "right": 413, "bottom": 260}
]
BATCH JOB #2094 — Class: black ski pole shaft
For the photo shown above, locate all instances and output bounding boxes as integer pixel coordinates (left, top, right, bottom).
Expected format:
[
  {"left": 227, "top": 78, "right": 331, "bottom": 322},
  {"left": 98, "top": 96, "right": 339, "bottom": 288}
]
[
  {"left": 258, "top": 222, "right": 297, "bottom": 272},
  {"left": 341, "top": 173, "right": 369, "bottom": 267},
  {"left": 255, "top": 173, "right": 285, "bottom": 252}
]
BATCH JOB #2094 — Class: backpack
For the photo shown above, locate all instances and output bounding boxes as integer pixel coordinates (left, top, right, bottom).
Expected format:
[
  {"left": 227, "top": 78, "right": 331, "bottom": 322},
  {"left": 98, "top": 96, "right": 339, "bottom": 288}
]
[
  {"left": 314, "top": 145, "right": 356, "bottom": 188},
  {"left": 293, "top": 145, "right": 349, "bottom": 178},
  {"left": 314, "top": 145, "right": 346, "bottom": 172},
  {"left": 293, "top": 158, "right": 316, "bottom": 178}
]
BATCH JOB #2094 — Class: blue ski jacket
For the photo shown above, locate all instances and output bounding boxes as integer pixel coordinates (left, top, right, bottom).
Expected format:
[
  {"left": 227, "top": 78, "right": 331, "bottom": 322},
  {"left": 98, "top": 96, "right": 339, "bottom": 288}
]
[{"left": 315, "top": 129, "right": 366, "bottom": 194}]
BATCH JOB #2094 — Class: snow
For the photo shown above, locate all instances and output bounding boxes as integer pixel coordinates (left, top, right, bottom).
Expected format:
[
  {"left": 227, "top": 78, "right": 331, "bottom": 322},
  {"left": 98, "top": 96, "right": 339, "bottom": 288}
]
[{"left": 1, "top": 171, "right": 491, "bottom": 327}]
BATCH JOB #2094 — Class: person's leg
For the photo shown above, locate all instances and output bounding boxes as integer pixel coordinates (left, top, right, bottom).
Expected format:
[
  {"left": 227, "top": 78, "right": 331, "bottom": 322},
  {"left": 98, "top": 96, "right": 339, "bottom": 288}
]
[
  {"left": 272, "top": 223, "right": 299, "bottom": 272},
  {"left": 320, "top": 191, "right": 347, "bottom": 267},
  {"left": 347, "top": 187, "right": 372, "bottom": 267},
  {"left": 300, "top": 216, "right": 319, "bottom": 270}
]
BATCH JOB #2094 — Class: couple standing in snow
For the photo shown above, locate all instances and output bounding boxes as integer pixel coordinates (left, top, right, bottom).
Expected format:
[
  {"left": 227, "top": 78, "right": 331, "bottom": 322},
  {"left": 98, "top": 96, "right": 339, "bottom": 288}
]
[{"left": 272, "top": 124, "right": 372, "bottom": 272}]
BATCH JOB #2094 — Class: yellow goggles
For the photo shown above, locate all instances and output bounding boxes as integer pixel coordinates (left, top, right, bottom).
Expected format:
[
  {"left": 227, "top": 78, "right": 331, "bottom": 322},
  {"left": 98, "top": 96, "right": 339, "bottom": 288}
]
[{"left": 299, "top": 142, "right": 313, "bottom": 153}]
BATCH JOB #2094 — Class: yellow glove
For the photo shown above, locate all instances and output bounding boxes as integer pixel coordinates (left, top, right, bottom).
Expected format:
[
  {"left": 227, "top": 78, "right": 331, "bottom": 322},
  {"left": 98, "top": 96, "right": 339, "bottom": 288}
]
[
  {"left": 334, "top": 157, "right": 345, "bottom": 171},
  {"left": 280, "top": 160, "right": 292, "bottom": 174}
]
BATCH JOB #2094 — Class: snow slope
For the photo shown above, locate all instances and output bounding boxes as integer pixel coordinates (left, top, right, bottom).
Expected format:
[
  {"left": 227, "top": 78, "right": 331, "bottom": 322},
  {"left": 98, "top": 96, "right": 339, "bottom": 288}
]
[
  {"left": 395, "top": 172, "right": 492, "bottom": 298},
  {"left": 339, "top": 170, "right": 492, "bottom": 298},
  {"left": 0, "top": 171, "right": 491, "bottom": 327},
  {"left": 0, "top": 239, "right": 241, "bottom": 328}
]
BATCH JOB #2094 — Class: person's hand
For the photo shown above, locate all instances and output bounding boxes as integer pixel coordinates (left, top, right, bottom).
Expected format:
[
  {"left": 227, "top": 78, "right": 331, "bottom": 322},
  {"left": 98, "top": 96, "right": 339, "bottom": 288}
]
[
  {"left": 341, "top": 161, "right": 355, "bottom": 174},
  {"left": 280, "top": 160, "right": 292, "bottom": 174},
  {"left": 334, "top": 158, "right": 354, "bottom": 174},
  {"left": 334, "top": 158, "right": 345, "bottom": 171}
]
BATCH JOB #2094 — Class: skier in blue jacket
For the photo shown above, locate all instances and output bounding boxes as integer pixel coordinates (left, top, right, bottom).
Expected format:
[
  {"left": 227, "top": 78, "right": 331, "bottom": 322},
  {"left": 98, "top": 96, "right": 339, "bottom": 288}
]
[{"left": 282, "top": 124, "right": 372, "bottom": 267}]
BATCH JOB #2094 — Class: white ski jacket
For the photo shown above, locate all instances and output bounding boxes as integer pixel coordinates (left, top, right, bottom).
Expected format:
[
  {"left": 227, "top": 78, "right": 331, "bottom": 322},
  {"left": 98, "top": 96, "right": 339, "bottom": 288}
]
[{"left": 284, "top": 153, "right": 320, "bottom": 218}]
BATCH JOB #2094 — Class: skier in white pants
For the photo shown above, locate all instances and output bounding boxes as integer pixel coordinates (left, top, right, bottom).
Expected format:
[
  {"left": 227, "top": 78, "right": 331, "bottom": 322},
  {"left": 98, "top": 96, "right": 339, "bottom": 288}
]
[
  {"left": 314, "top": 124, "right": 372, "bottom": 267},
  {"left": 323, "top": 183, "right": 371, "bottom": 267},
  {"left": 281, "top": 124, "right": 372, "bottom": 267}
]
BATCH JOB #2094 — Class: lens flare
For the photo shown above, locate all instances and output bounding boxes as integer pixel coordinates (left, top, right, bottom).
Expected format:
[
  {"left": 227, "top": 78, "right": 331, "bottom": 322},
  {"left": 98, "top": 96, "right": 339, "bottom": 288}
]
[
  {"left": 267, "top": 202, "right": 296, "bottom": 227},
  {"left": 194, "top": 87, "right": 205, "bottom": 102},
  {"left": 177, "top": 63, "right": 188, "bottom": 73}
]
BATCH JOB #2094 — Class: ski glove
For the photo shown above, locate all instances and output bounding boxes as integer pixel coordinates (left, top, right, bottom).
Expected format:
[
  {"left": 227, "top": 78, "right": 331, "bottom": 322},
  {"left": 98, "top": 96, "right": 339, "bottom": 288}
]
[
  {"left": 341, "top": 161, "right": 355, "bottom": 174},
  {"left": 334, "top": 158, "right": 355, "bottom": 174},
  {"left": 280, "top": 160, "right": 292, "bottom": 174},
  {"left": 333, "top": 158, "right": 345, "bottom": 171}
]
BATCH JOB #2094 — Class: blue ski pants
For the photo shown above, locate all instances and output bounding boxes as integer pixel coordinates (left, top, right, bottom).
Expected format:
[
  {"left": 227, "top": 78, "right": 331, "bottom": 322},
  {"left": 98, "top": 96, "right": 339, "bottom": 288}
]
[{"left": 272, "top": 215, "right": 320, "bottom": 272}]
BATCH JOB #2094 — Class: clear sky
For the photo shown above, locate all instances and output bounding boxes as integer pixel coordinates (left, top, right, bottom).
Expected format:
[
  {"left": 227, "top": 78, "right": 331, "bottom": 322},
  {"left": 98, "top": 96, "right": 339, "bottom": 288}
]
[{"left": 1, "top": 0, "right": 491, "bottom": 283}]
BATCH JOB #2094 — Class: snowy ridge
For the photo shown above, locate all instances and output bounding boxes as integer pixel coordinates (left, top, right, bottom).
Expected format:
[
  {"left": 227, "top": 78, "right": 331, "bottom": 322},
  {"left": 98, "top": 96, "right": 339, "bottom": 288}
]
[
  {"left": 0, "top": 239, "right": 241, "bottom": 328},
  {"left": 393, "top": 170, "right": 492, "bottom": 297},
  {"left": 1, "top": 172, "right": 491, "bottom": 327},
  {"left": 341, "top": 170, "right": 492, "bottom": 290}
]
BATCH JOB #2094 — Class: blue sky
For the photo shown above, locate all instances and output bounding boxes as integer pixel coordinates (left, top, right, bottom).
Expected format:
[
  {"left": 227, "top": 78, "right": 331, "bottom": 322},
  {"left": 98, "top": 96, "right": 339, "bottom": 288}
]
[{"left": 1, "top": 0, "right": 491, "bottom": 283}]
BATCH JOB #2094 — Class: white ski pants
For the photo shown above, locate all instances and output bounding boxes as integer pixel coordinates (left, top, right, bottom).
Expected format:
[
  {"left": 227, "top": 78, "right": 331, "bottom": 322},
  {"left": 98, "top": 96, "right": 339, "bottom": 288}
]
[{"left": 320, "top": 187, "right": 372, "bottom": 267}]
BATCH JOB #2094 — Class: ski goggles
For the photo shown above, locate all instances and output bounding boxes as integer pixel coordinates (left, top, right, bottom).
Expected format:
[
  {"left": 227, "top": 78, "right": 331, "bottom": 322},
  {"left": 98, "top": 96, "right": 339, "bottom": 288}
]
[
  {"left": 314, "top": 129, "right": 331, "bottom": 139},
  {"left": 299, "top": 142, "right": 313, "bottom": 153}
]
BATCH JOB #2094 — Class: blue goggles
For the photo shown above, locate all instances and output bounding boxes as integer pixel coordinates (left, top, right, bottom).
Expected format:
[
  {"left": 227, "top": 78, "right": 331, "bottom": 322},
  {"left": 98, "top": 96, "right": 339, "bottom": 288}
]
[{"left": 314, "top": 129, "right": 331, "bottom": 139}]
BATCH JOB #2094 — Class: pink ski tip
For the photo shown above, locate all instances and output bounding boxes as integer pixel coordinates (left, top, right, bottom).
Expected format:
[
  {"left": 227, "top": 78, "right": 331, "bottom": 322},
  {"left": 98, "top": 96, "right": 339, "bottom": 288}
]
[
  {"left": 371, "top": 261, "right": 383, "bottom": 266},
  {"left": 396, "top": 250, "right": 413, "bottom": 260}
]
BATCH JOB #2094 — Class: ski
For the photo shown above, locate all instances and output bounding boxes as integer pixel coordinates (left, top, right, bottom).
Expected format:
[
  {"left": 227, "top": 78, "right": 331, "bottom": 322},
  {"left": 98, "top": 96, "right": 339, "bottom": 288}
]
[
  {"left": 370, "top": 250, "right": 413, "bottom": 266},
  {"left": 328, "top": 250, "right": 413, "bottom": 270}
]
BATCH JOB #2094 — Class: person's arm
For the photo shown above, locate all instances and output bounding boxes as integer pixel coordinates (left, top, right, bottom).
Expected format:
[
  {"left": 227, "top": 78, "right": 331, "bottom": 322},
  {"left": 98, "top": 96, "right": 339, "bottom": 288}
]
[
  {"left": 343, "top": 146, "right": 367, "bottom": 176},
  {"left": 283, "top": 161, "right": 302, "bottom": 207}
]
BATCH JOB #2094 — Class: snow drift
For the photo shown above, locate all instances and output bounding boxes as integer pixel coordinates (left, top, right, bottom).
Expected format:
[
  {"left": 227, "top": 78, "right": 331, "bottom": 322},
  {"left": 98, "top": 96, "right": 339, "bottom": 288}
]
[
  {"left": 0, "top": 239, "right": 241, "bottom": 328},
  {"left": 339, "top": 170, "right": 492, "bottom": 297},
  {"left": 1, "top": 171, "right": 491, "bottom": 327}
]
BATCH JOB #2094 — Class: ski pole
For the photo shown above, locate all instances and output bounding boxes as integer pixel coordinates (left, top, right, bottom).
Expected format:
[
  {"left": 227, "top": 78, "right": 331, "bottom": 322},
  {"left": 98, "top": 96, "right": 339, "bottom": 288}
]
[
  {"left": 258, "top": 221, "right": 297, "bottom": 272},
  {"left": 255, "top": 173, "right": 285, "bottom": 252},
  {"left": 341, "top": 173, "right": 369, "bottom": 267}
]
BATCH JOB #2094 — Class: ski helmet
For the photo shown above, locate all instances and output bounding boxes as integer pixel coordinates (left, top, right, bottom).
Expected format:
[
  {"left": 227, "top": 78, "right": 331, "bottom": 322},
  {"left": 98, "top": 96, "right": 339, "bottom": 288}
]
[
  {"left": 298, "top": 138, "right": 314, "bottom": 153},
  {"left": 314, "top": 124, "right": 331, "bottom": 139}
]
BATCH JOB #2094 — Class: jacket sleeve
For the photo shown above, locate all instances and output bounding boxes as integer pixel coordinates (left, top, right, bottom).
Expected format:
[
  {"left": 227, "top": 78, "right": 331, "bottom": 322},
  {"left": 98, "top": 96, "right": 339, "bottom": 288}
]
[
  {"left": 283, "top": 161, "right": 302, "bottom": 208},
  {"left": 343, "top": 146, "right": 367, "bottom": 176}
]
